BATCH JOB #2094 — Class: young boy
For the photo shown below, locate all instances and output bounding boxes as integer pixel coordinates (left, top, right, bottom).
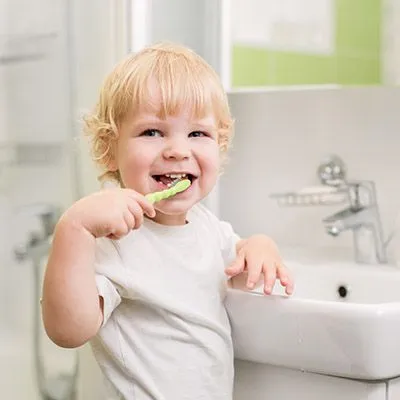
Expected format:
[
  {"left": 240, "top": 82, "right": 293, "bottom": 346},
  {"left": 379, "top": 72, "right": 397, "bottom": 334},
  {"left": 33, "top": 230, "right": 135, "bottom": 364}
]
[{"left": 42, "top": 42, "right": 294, "bottom": 399}]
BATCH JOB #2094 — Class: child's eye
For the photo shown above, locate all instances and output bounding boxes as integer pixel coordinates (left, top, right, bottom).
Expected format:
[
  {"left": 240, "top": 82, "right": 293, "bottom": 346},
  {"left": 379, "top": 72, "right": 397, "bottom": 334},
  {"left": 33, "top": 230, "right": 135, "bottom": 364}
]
[
  {"left": 140, "top": 129, "right": 162, "bottom": 137},
  {"left": 189, "top": 131, "right": 208, "bottom": 138}
]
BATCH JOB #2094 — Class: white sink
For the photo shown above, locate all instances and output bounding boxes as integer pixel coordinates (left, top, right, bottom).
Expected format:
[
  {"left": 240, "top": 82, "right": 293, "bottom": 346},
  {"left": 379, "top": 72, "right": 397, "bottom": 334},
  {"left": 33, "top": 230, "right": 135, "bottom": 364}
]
[{"left": 225, "top": 248, "right": 400, "bottom": 380}]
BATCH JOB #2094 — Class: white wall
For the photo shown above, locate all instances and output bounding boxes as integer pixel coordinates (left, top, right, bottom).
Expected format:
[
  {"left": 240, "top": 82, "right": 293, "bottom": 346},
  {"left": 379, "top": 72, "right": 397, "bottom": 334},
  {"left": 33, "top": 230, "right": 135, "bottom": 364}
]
[
  {"left": 0, "top": 1, "right": 119, "bottom": 398},
  {"left": 151, "top": 0, "right": 207, "bottom": 56},
  {"left": 221, "top": 87, "right": 400, "bottom": 262},
  {"left": 0, "top": 0, "right": 72, "bottom": 335},
  {"left": 231, "top": 0, "right": 335, "bottom": 55},
  {"left": 0, "top": 1, "right": 82, "bottom": 398},
  {"left": 383, "top": 0, "right": 400, "bottom": 85},
  {"left": 70, "top": 0, "right": 121, "bottom": 196}
]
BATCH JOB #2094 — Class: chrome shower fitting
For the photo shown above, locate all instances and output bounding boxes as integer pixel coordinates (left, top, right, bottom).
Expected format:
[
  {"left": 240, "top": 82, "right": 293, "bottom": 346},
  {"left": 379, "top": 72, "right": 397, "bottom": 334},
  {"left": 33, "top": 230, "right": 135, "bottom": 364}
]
[{"left": 14, "top": 203, "right": 78, "bottom": 400}]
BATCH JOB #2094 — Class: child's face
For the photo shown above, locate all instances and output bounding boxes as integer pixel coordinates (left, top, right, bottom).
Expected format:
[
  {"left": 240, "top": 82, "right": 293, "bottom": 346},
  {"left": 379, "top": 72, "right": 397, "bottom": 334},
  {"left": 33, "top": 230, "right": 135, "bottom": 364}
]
[{"left": 114, "top": 103, "right": 220, "bottom": 225}]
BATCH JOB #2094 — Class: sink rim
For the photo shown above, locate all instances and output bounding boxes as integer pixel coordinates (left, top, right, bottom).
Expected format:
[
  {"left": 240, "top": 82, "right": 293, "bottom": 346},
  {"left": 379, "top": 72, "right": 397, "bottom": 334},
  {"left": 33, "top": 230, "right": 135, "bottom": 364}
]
[{"left": 226, "top": 288, "right": 400, "bottom": 380}]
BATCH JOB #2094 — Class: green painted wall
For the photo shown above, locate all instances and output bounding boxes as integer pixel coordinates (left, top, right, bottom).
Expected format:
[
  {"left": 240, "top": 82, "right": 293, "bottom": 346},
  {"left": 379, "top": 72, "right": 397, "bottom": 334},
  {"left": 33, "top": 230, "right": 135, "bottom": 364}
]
[{"left": 232, "top": 0, "right": 382, "bottom": 86}]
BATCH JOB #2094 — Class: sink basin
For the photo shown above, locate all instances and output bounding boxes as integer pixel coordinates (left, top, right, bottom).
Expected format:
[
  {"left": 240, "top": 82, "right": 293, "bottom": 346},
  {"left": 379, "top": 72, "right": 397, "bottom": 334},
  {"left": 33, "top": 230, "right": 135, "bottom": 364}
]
[{"left": 225, "top": 247, "right": 400, "bottom": 380}]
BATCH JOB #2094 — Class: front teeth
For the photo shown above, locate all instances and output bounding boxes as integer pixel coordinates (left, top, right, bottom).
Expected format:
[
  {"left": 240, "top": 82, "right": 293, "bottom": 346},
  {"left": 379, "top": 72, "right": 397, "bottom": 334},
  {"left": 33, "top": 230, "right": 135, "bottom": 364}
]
[
  {"left": 165, "top": 173, "right": 187, "bottom": 179},
  {"left": 165, "top": 173, "right": 187, "bottom": 188}
]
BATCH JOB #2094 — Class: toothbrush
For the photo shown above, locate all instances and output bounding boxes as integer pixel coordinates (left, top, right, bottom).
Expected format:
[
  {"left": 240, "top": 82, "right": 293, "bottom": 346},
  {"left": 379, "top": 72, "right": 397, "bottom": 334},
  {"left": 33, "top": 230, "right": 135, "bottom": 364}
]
[{"left": 145, "top": 179, "right": 191, "bottom": 204}]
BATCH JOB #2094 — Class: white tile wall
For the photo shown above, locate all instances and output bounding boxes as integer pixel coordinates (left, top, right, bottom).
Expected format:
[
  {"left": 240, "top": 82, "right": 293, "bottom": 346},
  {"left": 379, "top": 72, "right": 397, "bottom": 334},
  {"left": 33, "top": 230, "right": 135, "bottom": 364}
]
[
  {"left": 221, "top": 87, "right": 400, "bottom": 262},
  {"left": 383, "top": 0, "right": 400, "bottom": 85}
]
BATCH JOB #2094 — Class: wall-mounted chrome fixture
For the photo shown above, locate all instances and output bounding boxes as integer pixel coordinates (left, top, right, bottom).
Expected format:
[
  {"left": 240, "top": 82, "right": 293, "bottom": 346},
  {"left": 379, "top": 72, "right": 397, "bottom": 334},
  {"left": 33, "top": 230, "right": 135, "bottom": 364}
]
[
  {"left": 322, "top": 179, "right": 387, "bottom": 264},
  {"left": 14, "top": 203, "right": 78, "bottom": 400},
  {"left": 271, "top": 155, "right": 387, "bottom": 264}
]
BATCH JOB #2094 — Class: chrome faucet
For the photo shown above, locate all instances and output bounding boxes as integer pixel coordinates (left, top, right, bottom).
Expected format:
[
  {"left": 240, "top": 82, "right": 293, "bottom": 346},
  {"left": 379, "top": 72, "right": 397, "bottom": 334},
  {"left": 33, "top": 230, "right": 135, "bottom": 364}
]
[
  {"left": 323, "top": 181, "right": 387, "bottom": 264},
  {"left": 13, "top": 203, "right": 78, "bottom": 400},
  {"left": 14, "top": 203, "right": 61, "bottom": 261}
]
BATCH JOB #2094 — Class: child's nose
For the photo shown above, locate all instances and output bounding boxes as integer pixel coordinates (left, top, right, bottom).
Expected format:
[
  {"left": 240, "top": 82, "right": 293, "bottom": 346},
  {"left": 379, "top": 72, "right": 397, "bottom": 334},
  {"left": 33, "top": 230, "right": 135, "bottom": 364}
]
[{"left": 163, "top": 138, "right": 191, "bottom": 160}]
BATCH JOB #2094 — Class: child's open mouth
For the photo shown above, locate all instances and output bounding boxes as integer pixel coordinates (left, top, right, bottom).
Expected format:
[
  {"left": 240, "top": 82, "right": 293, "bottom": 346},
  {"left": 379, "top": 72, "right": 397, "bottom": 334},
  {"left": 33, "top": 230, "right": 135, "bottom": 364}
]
[{"left": 151, "top": 173, "right": 196, "bottom": 189}]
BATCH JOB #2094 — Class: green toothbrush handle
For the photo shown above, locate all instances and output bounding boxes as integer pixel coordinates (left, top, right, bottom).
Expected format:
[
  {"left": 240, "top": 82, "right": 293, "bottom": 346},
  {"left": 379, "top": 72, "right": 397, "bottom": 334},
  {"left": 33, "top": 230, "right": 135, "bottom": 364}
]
[
  {"left": 146, "top": 190, "right": 170, "bottom": 204},
  {"left": 145, "top": 179, "right": 191, "bottom": 204}
]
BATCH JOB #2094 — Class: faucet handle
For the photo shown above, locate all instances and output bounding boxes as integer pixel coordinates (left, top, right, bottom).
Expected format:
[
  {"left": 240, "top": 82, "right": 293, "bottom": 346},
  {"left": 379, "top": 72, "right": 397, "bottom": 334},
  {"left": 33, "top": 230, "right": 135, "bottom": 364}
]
[
  {"left": 14, "top": 203, "right": 62, "bottom": 261},
  {"left": 17, "top": 203, "right": 62, "bottom": 237},
  {"left": 318, "top": 155, "right": 347, "bottom": 186},
  {"left": 344, "top": 180, "right": 377, "bottom": 210}
]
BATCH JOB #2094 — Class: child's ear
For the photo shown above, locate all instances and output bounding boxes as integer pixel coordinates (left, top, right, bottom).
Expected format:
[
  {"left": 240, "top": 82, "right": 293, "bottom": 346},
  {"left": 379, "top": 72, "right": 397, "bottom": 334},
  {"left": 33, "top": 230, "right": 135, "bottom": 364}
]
[
  {"left": 107, "top": 156, "right": 118, "bottom": 172},
  {"left": 106, "top": 139, "right": 119, "bottom": 171}
]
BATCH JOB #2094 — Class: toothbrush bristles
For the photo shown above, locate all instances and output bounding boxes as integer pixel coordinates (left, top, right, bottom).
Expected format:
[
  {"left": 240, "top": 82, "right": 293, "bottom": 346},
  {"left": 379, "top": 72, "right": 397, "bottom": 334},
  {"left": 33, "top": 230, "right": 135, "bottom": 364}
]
[{"left": 169, "top": 178, "right": 181, "bottom": 187}]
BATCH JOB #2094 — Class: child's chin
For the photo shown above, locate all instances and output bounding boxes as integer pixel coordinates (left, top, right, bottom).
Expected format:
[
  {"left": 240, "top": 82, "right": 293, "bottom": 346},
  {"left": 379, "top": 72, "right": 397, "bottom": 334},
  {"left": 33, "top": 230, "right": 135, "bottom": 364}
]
[
  {"left": 155, "top": 200, "right": 195, "bottom": 215},
  {"left": 156, "top": 202, "right": 191, "bottom": 214},
  {"left": 152, "top": 204, "right": 191, "bottom": 225}
]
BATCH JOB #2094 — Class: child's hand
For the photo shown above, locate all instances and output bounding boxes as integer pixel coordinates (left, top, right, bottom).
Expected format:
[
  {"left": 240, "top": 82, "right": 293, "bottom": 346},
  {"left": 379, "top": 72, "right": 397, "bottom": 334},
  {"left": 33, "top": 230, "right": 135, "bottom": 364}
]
[
  {"left": 225, "top": 235, "right": 294, "bottom": 295},
  {"left": 61, "top": 188, "right": 156, "bottom": 240}
]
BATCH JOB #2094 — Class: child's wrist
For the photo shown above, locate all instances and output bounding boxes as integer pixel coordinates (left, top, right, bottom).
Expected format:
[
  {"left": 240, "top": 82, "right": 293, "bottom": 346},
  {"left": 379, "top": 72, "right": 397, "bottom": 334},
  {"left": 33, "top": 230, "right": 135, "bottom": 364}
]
[{"left": 56, "top": 212, "right": 96, "bottom": 242}]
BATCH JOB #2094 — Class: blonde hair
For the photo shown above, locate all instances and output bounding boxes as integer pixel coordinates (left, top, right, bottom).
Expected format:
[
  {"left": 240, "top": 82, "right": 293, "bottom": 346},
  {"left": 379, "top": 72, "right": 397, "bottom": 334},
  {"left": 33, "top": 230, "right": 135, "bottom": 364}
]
[{"left": 84, "top": 41, "right": 234, "bottom": 183}]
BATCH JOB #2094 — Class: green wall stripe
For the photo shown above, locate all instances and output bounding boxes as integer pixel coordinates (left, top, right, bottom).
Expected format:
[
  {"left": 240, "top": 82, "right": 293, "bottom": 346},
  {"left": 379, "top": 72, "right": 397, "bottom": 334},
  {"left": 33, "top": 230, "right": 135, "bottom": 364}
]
[{"left": 232, "top": 0, "right": 382, "bottom": 87}]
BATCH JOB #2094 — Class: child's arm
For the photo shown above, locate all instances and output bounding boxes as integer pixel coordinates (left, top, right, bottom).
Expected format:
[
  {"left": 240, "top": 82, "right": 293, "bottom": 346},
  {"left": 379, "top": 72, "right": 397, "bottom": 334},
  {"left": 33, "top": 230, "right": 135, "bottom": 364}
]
[
  {"left": 42, "top": 217, "right": 102, "bottom": 348},
  {"left": 42, "top": 188, "right": 155, "bottom": 348}
]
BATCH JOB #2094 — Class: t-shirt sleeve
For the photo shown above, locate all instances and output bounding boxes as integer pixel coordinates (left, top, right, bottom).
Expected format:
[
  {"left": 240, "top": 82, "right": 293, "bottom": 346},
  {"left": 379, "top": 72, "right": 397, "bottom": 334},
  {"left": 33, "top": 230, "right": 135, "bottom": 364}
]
[
  {"left": 194, "top": 203, "right": 241, "bottom": 265},
  {"left": 94, "top": 238, "right": 127, "bottom": 326},
  {"left": 217, "top": 220, "right": 241, "bottom": 266}
]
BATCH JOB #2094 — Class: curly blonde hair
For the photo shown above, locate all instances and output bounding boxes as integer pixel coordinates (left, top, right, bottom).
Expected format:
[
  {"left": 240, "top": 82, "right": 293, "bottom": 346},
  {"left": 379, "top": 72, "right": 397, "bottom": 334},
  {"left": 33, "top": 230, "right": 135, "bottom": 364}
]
[{"left": 84, "top": 42, "right": 234, "bottom": 183}]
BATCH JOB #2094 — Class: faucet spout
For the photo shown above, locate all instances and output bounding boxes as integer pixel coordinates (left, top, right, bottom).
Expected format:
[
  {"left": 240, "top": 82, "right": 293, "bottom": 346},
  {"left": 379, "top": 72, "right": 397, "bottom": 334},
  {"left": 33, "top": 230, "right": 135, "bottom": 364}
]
[{"left": 324, "top": 207, "right": 371, "bottom": 236}]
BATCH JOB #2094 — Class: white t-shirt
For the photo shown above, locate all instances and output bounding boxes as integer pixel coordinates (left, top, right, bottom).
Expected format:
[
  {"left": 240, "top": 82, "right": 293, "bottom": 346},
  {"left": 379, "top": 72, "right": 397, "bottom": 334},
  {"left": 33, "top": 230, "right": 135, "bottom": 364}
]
[{"left": 90, "top": 203, "right": 240, "bottom": 400}]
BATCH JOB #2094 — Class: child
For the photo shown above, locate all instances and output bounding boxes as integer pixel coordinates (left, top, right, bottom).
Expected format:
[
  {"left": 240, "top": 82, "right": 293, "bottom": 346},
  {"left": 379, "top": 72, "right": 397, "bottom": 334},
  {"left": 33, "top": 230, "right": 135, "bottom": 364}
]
[{"left": 42, "top": 42, "right": 294, "bottom": 399}]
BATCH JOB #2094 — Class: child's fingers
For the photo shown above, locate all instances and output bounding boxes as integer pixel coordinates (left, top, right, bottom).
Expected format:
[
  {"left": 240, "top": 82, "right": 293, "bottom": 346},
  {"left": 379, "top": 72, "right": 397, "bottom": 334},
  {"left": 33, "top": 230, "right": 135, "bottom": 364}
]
[
  {"left": 126, "top": 190, "right": 156, "bottom": 218},
  {"left": 123, "top": 209, "right": 136, "bottom": 230},
  {"left": 262, "top": 262, "right": 277, "bottom": 295},
  {"left": 107, "top": 220, "right": 131, "bottom": 239},
  {"left": 225, "top": 252, "right": 245, "bottom": 277},
  {"left": 127, "top": 199, "right": 144, "bottom": 229},
  {"left": 245, "top": 253, "right": 263, "bottom": 289},
  {"left": 277, "top": 265, "right": 294, "bottom": 295}
]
